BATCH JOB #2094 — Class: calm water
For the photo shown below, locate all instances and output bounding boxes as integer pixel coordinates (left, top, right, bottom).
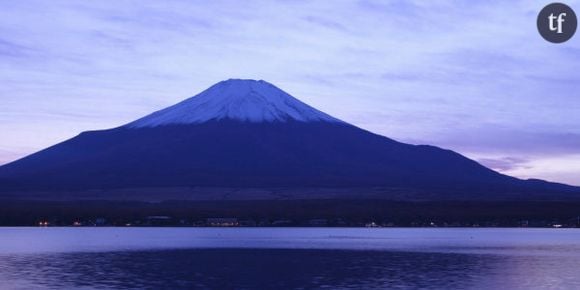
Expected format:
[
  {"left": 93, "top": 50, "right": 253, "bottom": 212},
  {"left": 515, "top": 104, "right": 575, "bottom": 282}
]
[{"left": 1, "top": 228, "right": 579, "bottom": 289}]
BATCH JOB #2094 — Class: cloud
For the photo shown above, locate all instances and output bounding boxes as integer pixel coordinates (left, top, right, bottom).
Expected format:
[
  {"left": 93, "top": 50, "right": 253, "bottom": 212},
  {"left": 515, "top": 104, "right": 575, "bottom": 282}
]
[
  {"left": 477, "top": 157, "right": 531, "bottom": 172},
  {"left": 501, "top": 154, "right": 580, "bottom": 186},
  {"left": 404, "top": 126, "right": 580, "bottom": 157},
  {"left": 0, "top": 38, "right": 35, "bottom": 58},
  {"left": 301, "top": 16, "right": 348, "bottom": 32}
]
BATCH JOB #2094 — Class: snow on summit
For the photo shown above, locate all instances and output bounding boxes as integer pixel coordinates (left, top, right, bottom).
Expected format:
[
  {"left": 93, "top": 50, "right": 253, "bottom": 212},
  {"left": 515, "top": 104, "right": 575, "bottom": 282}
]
[{"left": 126, "top": 79, "right": 343, "bottom": 127}]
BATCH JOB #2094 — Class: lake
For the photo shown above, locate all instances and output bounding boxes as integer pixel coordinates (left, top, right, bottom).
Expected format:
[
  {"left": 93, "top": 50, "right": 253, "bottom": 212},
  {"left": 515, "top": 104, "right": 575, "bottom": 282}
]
[{"left": 0, "top": 228, "right": 579, "bottom": 289}]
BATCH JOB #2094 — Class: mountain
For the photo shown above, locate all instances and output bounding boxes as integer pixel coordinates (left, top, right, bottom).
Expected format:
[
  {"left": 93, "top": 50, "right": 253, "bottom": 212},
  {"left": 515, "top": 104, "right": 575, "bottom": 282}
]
[
  {"left": 126, "top": 79, "right": 343, "bottom": 126},
  {"left": 0, "top": 79, "right": 578, "bottom": 201}
]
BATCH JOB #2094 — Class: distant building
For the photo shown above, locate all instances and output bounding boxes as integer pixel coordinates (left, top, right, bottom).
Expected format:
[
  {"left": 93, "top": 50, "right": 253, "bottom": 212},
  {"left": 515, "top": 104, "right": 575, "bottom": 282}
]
[
  {"left": 335, "top": 219, "right": 348, "bottom": 227},
  {"left": 145, "top": 216, "right": 173, "bottom": 226},
  {"left": 239, "top": 219, "right": 257, "bottom": 227},
  {"left": 95, "top": 218, "right": 106, "bottom": 226},
  {"left": 207, "top": 218, "right": 238, "bottom": 227},
  {"left": 272, "top": 220, "right": 293, "bottom": 226},
  {"left": 308, "top": 219, "right": 328, "bottom": 226},
  {"left": 193, "top": 220, "right": 206, "bottom": 227}
]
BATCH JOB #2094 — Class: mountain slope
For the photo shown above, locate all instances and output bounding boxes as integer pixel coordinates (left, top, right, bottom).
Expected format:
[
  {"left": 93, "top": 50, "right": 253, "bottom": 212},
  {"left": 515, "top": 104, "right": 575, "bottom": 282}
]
[
  {"left": 0, "top": 79, "right": 577, "bottom": 200},
  {"left": 126, "top": 79, "right": 342, "bottom": 127}
]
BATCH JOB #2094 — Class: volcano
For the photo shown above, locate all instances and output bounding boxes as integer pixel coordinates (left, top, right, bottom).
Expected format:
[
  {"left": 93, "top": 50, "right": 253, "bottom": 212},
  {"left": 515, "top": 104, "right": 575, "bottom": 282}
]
[{"left": 0, "top": 79, "right": 578, "bottom": 201}]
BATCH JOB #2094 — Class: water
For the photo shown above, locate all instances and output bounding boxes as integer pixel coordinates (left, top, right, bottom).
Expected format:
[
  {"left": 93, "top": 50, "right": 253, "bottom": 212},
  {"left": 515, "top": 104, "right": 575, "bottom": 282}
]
[{"left": 0, "top": 228, "right": 579, "bottom": 289}]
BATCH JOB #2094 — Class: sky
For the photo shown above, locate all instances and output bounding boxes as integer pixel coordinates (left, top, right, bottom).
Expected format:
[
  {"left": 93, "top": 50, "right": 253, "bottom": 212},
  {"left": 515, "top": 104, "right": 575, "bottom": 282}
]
[{"left": 1, "top": 0, "right": 579, "bottom": 185}]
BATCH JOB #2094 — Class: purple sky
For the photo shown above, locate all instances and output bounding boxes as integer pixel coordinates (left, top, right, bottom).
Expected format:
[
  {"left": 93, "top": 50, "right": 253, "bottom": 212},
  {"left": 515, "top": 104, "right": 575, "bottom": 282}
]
[{"left": 1, "top": 1, "right": 579, "bottom": 185}]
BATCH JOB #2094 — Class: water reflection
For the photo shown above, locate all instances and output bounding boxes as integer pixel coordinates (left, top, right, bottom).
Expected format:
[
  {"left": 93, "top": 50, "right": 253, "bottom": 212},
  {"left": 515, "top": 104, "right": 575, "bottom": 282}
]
[
  {"left": 2, "top": 228, "right": 580, "bottom": 289},
  {"left": 1, "top": 248, "right": 578, "bottom": 289}
]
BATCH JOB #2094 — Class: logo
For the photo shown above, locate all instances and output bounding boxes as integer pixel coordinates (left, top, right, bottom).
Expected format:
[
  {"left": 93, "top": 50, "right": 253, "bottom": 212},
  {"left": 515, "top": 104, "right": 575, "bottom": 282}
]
[{"left": 537, "top": 3, "right": 577, "bottom": 43}]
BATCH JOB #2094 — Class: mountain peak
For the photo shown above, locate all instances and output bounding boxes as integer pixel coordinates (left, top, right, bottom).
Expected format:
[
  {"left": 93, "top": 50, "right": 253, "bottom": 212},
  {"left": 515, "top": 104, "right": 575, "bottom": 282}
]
[{"left": 126, "top": 79, "right": 343, "bottom": 128}]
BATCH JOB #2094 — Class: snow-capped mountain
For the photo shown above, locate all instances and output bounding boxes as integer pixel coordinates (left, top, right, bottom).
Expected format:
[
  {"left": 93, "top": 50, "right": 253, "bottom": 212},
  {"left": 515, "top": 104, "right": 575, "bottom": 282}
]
[
  {"left": 0, "top": 79, "right": 577, "bottom": 200},
  {"left": 126, "top": 79, "right": 342, "bottom": 127}
]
